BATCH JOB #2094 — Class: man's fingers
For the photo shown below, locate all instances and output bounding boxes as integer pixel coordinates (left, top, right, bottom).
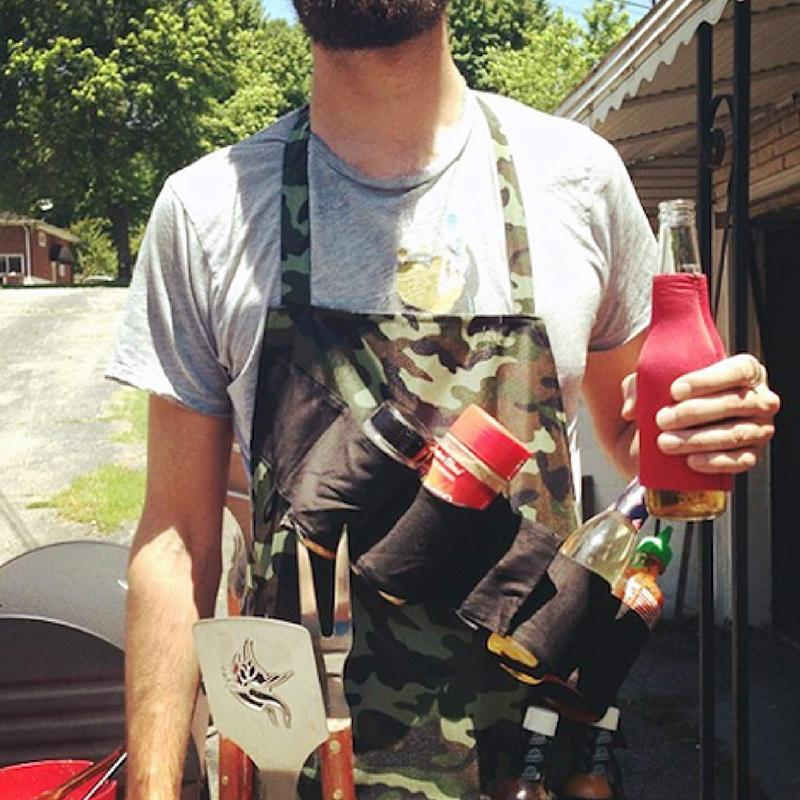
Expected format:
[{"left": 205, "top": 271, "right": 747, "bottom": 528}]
[
  {"left": 656, "top": 385, "right": 780, "bottom": 431},
  {"left": 685, "top": 449, "right": 759, "bottom": 474},
  {"left": 671, "top": 353, "right": 767, "bottom": 401},
  {"left": 658, "top": 420, "right": 775, "bottom": 455}
]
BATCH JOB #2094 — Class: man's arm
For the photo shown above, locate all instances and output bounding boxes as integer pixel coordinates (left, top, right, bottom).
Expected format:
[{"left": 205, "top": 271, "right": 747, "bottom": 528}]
[
  {"left": 582, "top": 331, "right": 646, "bottom": 480},
  {"left": 125, "top": 395, "right": 232, "bottom": 800}
]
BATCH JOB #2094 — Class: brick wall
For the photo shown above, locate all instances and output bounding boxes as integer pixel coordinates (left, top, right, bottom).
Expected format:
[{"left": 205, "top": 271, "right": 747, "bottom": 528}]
[
  {"left": 713, "top": 101, "right": 800, "bottom": 217},
  {"left": 0, "top": 227, "right": 26, "bottom": 260}
]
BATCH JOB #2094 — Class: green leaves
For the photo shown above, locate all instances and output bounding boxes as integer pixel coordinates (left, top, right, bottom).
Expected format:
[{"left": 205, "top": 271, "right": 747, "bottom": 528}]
[
  {"left": 471, "top": 0, "right": 631, "bottom": 112},
  {"left": 0, "top": 0, "right": 631, "bottom": 278}
]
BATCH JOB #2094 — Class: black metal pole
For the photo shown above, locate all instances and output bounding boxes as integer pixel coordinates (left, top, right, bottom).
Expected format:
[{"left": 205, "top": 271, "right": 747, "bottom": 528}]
[
  {"left": 696, "top": 21, "right": 716, "bottom": 800},
  {"left": 732, "top": 1, "right": 752, "bottom": 798}
]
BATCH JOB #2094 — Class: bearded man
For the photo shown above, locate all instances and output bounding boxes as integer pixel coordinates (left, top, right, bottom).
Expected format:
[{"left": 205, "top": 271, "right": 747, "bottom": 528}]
[{"left": 111, "top": 2, "right": 779, "bottom": 798}]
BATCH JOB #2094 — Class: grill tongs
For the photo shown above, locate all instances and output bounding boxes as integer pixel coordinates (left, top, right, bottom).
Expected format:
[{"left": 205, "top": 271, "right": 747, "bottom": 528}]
[{"left": 297, "top": 533, "right": 356, "bottom": 800}]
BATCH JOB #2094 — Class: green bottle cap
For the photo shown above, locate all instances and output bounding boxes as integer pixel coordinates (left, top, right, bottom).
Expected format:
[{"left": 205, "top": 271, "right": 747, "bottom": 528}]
[{"left": 635, "top": 526, "right": 674, "bottom": 571}]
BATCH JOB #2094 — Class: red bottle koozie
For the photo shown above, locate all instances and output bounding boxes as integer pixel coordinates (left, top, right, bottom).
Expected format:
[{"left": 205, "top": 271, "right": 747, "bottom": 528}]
[{"left": 637, "top": 273, "right": 732, "bottom": 492}]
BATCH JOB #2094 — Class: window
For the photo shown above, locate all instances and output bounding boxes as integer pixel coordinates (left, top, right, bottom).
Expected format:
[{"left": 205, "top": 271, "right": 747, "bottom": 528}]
[{"left": 0, "top": 254, "right": 24, "bottom": 274}]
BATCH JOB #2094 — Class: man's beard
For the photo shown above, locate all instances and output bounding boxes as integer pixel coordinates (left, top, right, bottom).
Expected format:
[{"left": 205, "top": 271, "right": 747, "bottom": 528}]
[{"left": 292, "top": 0, "right": 449, "bottom": 50}]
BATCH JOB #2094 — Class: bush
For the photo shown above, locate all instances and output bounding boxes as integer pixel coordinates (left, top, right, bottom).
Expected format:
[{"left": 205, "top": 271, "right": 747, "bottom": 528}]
[{"left": 69, "top": 218, "right": 117, "bottom": 278}]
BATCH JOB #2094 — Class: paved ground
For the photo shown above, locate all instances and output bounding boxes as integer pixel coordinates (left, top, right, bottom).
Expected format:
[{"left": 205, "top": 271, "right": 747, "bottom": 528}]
[
  {"left": 2, "top": 287, "right": 798, "bottom": 799},
  {"left": 0, "top": 286, "right": 139, "bottom": 565},
  {"left": 617, "top": 620, "right": 800, "bottom": 800}
]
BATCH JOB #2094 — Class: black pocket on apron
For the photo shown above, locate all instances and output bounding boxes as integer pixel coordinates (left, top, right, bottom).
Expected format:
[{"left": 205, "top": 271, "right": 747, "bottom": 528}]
[
  {"left": 354, "top": 490, "right": 560, "bottom": 635},
  {"left": 254, "top": 361, "right": 345, "bottom": 492},
  {"left": 287, "top": 408, "right": 422, "bottom": 559},
  {"left": 575, "top": 605, "right": 651, "bottom": 719},
  {"left": 502, "top": 554, "right": 619, "bottom": 681}
]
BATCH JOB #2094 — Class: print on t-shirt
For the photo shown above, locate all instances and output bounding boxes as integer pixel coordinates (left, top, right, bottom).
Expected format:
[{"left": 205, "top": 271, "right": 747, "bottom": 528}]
[{"left": 395, "top": 212, "right": 478, "bottom": 313}]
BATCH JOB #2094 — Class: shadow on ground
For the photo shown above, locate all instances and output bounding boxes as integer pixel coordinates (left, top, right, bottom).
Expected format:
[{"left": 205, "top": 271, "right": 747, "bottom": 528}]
[{"left": 616, "top": 618, "right": 800, "bottom": 799}]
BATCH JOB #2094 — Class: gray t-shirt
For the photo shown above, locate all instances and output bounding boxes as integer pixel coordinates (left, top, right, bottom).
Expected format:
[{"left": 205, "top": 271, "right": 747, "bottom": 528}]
[{"left": 107, "top": 91, "right": 658, "bottom": 484}]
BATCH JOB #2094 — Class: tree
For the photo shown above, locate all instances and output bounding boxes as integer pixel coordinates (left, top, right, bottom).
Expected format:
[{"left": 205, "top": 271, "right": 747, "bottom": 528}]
[
  {"left": 1, "top": 0, "right": 243, "bottom": 282},
  {"left": 203, "top": 19, "right": 312, "bottom": 147},
  {"left": 448, "top": 0, "right": 551, "bottom": 88},
  {"left": 480, "top": 13, "right": 589, "bottom": 113},
  {"left": 581, "top": 0, "right": 631, "bottom": 68},
  {"left": 479, "top": 0, "right": 631, "bottom": 113}
]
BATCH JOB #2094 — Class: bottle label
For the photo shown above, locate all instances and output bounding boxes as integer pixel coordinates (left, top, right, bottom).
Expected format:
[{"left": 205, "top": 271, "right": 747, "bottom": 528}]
[
  {"left": 623, "top": 577, "right": 662, "bottom": 629},
  {"left": 424, "top": 438, "right": 500, "bottom": 509}
]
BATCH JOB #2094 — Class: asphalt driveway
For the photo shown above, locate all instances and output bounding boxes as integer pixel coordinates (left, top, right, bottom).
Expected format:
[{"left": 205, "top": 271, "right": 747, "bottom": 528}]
[{"left": 0, "top": 286, "right": 138, "bottom": 565}]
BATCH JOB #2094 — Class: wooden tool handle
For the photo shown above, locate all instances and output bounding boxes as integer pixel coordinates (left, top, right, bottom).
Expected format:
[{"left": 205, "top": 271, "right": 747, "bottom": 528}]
[
  {"left": 319, "top": 722, "right": 356, "bottom": 800},
  {"left": 219, "top": 735, "right": 254, "bottom": 800}
]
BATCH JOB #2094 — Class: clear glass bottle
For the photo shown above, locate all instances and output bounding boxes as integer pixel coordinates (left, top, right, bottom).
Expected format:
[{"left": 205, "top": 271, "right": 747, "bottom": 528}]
[
  {"left": 640, "top": 199, "right": 729, "bottom": 521},
  {"left": 486, "top": 480, "right": 648, "bottom": 681},
  {"left": 559, "top": 479, "right": 648, "bottom": 587}
]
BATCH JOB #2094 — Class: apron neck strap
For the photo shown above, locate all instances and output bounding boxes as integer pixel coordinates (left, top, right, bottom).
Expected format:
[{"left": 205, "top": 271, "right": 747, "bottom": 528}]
[
  {"left": 279, "top": 98, "right": 535, "bottom": 315},
  {"left": 280, "top": 106, "right": 312, "bottom": 306}
]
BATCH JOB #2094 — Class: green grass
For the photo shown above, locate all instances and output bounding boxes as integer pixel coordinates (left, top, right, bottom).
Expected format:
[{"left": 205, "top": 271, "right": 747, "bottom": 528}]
[
  {"left": 104, "top": 388, "right": 148, "bottom": 444},
  {"left": 29, "top": 464, "right": 146, "bottom": 534}
]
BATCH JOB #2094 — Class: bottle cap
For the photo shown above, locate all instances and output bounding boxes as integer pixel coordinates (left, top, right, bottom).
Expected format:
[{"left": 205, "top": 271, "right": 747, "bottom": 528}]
[
  {"left": 590, "top": 706, "right": 620, "bottom": 732},
  {"left": 635, "top": 526, "right": 674, "bottom": 571},
  {"left": 523, "top": 705, "right": 559, "bottom": 737},
  {"left": 448, "top": 405, "right": 533, "bottom": 481},
  {"left": 614, "top": 479, "right": 648, "bottom": 528},
  {"left": 368, "top": 402, "right": 432, "bottom": 463}
]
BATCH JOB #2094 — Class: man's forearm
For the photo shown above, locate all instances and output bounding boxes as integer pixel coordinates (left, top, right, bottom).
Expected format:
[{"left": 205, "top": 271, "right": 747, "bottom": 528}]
[{"left": 125, "top": 526, "right": 221, "bottom": 800}]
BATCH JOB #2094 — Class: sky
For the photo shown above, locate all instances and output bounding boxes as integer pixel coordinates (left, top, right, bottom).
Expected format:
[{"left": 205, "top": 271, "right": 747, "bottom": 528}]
[{"left": 262, "top": 0, "right": 651, "bottom": 27}]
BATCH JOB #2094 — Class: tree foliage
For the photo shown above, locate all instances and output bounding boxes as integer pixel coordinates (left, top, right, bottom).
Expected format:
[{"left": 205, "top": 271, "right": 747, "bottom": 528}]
[
  {"left": 479, "top": 0, "right": 631, "bottom": 112},
  {"left": 203, "top": 20, "right": 311, "bottom": 148},
  {"left": 448, "top": 0, "right": 550, "bottom": 88},
  {"left": 0, "top": 0, "right": 632, "bottom": 280},
  {"left": 1, "top": 0, "right": 244, "bottom": 280}
]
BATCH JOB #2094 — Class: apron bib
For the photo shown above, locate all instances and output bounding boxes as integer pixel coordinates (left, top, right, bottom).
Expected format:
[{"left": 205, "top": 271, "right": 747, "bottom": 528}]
[{"left": 248, "top": 101, "right": 578, "bottom": 799}]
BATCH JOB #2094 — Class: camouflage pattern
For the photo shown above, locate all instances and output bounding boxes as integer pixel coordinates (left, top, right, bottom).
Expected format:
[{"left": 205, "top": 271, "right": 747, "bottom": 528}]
[{"left": 249, "top": 103, "right": 579, "bottom": 798}]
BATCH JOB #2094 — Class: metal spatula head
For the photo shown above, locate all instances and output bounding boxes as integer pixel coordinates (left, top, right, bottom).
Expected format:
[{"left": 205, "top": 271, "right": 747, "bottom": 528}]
[{"left": 193, "top": 617, "right": 328, "bottom": 798}]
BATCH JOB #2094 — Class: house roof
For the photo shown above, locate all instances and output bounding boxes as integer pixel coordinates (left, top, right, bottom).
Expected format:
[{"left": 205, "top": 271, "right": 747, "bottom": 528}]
[
  {"left": 0, "top": 212, "right": 80, "bottom": 244},
  {"left": 556, "top": 0, "right": 800, "bottom": 167}
]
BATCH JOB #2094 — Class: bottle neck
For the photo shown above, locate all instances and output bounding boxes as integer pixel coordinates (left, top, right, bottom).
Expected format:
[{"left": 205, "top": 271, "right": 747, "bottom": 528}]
[
  {"left": 630, "top": 554, "right": 663, "bottom": 577},
  {"left": 658, "top": 200, "right": 701, "bottom": 275},
  {"left": 613, "top": 480, "right": 648, "bottom": 531}
]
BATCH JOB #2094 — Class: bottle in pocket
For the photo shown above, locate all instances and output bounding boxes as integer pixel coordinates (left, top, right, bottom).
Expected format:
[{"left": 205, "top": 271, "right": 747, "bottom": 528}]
[
  {"left": 487, "top": 480, "right": 648, "bottom": 684},
  {"left": 355, "top": 404, "right": 533, "bottom": 605},
  {"left": 424, "top": 404, "right": 533, "bottom": 510},
  {"left": 614, "top": 526, "right": 673, "bottom": 629},
  {"left": 492, "top": 706, "right": 559, "bottom": 800},
  {"left": 561, "top": 707, "right": 622, "bottom": 800},
  {"left": 292, "top": 401, "right": 433, "bottom": 559}
]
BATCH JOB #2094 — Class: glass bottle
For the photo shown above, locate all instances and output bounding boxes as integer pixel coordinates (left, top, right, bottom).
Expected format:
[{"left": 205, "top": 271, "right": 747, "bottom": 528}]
[
  {"left": 613, "top": 526, "right": 673, "bottom": 629},
  {"left": 492, "top": 706, "right": 559, "bottom": 800},
  {"left": 638, "top": 199, "right": 729, "bottom": 521},
  {"left": 486, "top": 480, "right": 648, "bottom": 682},
  {"left": 559, "top": 479, "right": 648, "bottom": 586},
  {"left": 561, "top": 707, "right": 621, "bottom": 800}
]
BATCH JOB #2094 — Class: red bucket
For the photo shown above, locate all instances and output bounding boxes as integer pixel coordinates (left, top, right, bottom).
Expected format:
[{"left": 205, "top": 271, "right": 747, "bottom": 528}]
[{"left": 0, "top": 759, "right": 117, "bottom": 799}]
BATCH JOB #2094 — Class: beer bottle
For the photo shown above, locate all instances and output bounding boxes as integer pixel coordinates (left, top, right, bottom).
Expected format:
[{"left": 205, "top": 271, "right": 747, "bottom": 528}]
[{"left": 637, "top": 198, "right": 730, "bottom": 521}]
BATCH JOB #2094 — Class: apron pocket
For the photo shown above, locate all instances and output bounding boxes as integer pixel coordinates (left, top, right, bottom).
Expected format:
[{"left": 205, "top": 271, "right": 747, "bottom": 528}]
[
  {"left": 353, "top": 489, "right": 559, "bottom": 631},
  {"left": 286, "top": 407, "right": 422, "bottom": 559},
  {"left": 497, "top": 554, "right": 619, "bottom": 683},
  {"left": 255, "top": 362, "right": 345, "bottom": 491},
  {"left": 575, "top": 606, "right": 651, "bottom": 720}
]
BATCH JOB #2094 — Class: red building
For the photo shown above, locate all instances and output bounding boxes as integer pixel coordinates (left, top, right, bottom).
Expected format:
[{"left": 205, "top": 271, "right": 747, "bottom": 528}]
[{"left": 0, "top": 214, "right": 79, "bottom": 286}]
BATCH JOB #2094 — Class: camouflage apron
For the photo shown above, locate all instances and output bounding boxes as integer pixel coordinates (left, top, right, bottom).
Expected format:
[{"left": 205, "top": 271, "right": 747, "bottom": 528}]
[{"left": 248, "top": 101, "right": 579, "bottom": 799}]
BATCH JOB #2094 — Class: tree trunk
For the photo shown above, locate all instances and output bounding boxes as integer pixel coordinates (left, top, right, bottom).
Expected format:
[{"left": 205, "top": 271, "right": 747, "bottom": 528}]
[{"left": 109, "top": 203, "right": 132, "bottom": 284}]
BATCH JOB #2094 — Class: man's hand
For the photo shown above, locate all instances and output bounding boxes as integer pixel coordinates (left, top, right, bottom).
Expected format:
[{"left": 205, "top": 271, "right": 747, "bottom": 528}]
[{"left": 621, "top": 353, "right": 780, "bottom": 474}]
